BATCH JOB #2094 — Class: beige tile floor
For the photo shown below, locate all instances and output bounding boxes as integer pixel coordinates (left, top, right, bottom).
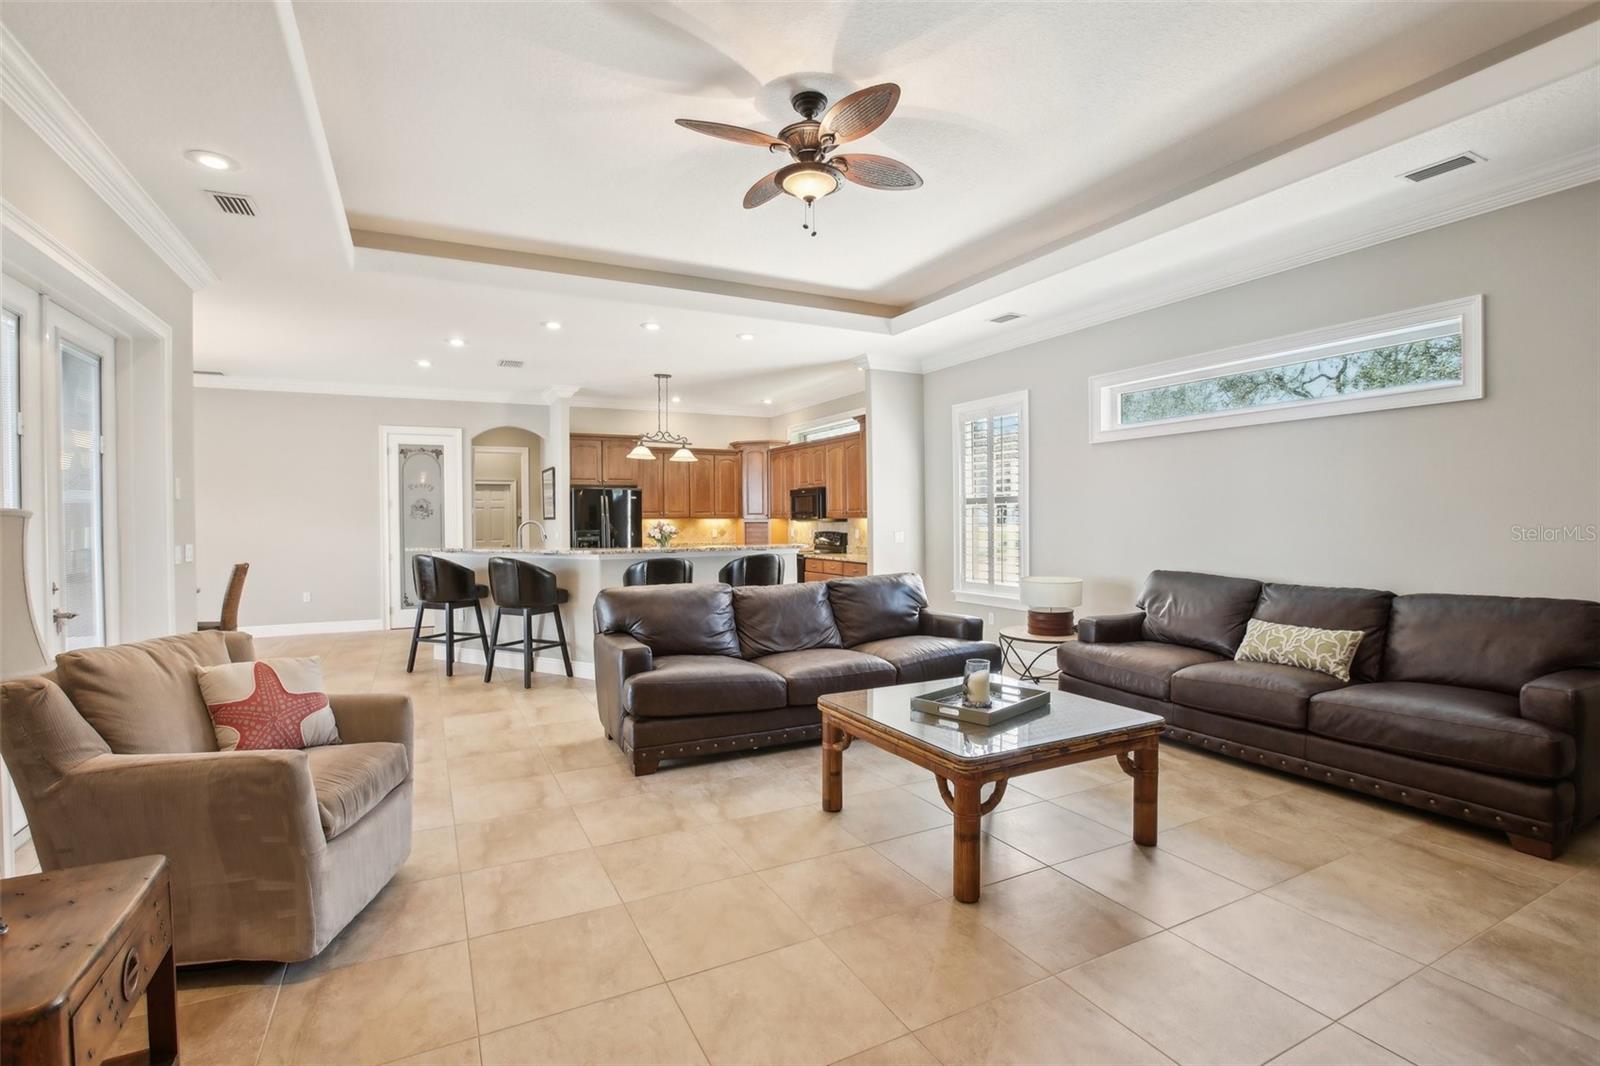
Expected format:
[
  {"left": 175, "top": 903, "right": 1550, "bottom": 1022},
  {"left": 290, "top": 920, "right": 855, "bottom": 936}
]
[{"left": 69, "top": 630, "right": 1600, "bottom": 1066}]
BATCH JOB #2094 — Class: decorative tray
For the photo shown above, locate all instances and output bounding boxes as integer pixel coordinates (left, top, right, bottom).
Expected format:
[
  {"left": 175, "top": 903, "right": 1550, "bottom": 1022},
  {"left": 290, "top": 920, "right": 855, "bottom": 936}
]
[{"left": 910, "top": 677, "right": 1051, "bottom": 726}]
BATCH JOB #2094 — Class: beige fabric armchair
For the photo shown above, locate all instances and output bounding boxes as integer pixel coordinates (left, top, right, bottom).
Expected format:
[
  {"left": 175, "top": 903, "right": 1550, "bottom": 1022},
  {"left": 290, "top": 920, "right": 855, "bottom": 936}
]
[{"left": 0, "top": 630, "right": 413, "bottom": 964}]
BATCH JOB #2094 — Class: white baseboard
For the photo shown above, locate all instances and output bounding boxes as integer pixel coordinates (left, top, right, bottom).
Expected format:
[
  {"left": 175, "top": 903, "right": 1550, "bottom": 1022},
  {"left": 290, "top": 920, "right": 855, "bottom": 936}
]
[
  {"left": 243, "top": 618, "right": 386, "bottom": 638},
  {"left": 440, "top": 645, "right": 596, "bottom": 681}
]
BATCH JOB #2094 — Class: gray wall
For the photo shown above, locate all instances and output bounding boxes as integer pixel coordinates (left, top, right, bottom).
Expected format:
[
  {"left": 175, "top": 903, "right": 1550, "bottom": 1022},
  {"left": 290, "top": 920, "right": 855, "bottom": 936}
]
[
  {"left": 570, "top": 406, "right": 772, "bottom": 446},
  {"left": 194, "top": 388, "right": 550, "bottom": 626},
  {"left": 922, "top": 184, "right": 1600, "bottom": 629},
  {"left": 867, "top": 371, "right": 925, "bottom": 575},
  {"left": 2, "top": 105, "right": 197, "bottom": 634}
]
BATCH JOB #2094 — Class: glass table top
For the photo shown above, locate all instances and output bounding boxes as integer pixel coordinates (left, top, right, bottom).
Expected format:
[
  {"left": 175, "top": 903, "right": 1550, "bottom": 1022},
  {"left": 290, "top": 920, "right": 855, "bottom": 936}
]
[{"left": 820, "top": 676, "right": 1164, "bottom": 763}]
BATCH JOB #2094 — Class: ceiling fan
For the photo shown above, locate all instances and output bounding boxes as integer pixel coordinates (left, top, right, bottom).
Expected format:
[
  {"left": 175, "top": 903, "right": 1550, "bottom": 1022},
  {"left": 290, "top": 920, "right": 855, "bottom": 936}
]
[{"left": 676, "top": 84, "right": 923, "bottom": 236}]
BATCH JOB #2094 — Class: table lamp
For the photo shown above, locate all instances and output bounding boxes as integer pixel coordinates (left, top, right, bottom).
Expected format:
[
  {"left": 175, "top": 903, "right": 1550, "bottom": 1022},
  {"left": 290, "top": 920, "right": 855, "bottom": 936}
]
[{"left": 1020, "top": 576, "right": 1083, "bottom": 637}]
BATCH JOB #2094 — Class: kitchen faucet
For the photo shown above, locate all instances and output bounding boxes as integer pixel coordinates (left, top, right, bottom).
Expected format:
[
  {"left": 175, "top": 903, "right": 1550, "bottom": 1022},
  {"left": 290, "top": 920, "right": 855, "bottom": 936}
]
[{"left": 516, "top": 520, "right": 547, "bottom": 550}]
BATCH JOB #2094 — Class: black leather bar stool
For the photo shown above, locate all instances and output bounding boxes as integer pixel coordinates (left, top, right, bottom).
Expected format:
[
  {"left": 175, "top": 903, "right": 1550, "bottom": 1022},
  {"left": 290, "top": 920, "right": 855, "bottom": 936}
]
[
  {"left": 484, "top": 557, "right": 573, "bottom": 688},
  {"left": 718, "top": 553, "right": 783, "bottom": 586},
  {"left": 406, "top": 554, "right": 489, "bottom": 677},
  {"left": 622, "top": 557, "right": 693, "bottom": 586}
]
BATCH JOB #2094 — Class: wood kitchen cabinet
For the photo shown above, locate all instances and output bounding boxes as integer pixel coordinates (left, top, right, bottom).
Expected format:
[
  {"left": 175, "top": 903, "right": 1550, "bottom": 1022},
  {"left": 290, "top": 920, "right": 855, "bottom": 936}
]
[
  {"left": 601, "top": 438, "right": 638, "bottom": 484},
  {"left": 767, "top": 416, "right": 868, "bottom": 518},
  {"left": 570, "top": 437, "right": 603, "bottom": 483},
  {"left": 663, "top": 455, "right": 691, "bottom": 516},
  {"left": 843, "top": 432, "right": 867, "bottom": 516},
  {"left": 637, "top": 449, "right": 664, "bottom": 517},
  {"left": 571, "top": 435, "right": 743, "bottom": 519}
]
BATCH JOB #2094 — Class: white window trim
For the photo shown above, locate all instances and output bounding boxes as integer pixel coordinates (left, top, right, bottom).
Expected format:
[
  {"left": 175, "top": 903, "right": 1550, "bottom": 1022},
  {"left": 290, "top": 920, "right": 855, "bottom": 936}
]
[
  {"left": 1088, "top": 295, "right": 1483, "bottom": 443},
  {"left": 951, "top": 390, "right": 1029, "bottom": 606},
  {"left": 787, "top": 409, "right": 865, "bottom": 444}
]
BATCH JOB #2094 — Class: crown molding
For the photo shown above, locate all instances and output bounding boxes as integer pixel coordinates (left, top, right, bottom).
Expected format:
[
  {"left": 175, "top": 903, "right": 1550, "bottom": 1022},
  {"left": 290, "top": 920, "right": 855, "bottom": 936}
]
[
  {"left": 272, "top": 0, "right": 354, "bottom": 270},
  {"left": 917, "top": 148, "right": 1600, "bottom": 375},
  {"left": 192, "top": 373, "right": 553, "bottom": 407},
  {"left": 568, "top": 394, "right": 778, "bottom": 419},
  {"left": 1, "top": 25, "right": 217, "bottom": 291}
]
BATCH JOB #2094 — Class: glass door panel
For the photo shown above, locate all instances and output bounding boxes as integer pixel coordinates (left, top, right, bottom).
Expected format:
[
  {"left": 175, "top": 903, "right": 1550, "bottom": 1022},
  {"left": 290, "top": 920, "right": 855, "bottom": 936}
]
[
  {"left": 57, "top": 340, "right": 105, "bottom": 649},
  {"left": 399, "top": 444, "right": 445, "bottom": 612}
]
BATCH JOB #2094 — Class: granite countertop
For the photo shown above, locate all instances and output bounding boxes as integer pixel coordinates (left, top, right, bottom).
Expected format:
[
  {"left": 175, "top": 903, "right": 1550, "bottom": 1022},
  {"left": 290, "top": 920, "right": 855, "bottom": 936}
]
[
  {"left": 440, "top": 543, "right": 800, "bottom": 556},
  {"left": 799, "top": 550, "right": 870, "bottom": 564}
]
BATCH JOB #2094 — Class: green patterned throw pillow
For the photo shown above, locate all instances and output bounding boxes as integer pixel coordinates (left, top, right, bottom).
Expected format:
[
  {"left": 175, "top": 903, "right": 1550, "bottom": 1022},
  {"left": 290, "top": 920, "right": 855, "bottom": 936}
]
[{"left": 1235, "top": 619, "right": 1364, "bottom": 682}]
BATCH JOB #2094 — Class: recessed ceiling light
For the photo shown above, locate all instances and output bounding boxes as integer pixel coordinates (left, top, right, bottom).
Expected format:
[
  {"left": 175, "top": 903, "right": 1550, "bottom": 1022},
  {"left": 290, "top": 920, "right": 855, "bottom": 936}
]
[
  {"left": 543, "top": 321, "right": 562, "bottom": 331},
  {"left": 670, "top": 394, "right": 681, "bottom": 403},
  {"left": 762, "top": 398, "right": 773, "bottom": 405},
  {"left": 447, "top": 337, "right": 466, "bottom": 347},
  {"left": 184, "top": 149, "right": 237, "bottom": 171},
  {"left": 737, "top": 333, "right": 756, "bottom": 341},
  {"left": 416, "top": 359, "right": 432, "bottom": 368},
  {"left": 640, "top": 322, "right": 662, "bottom": 332}
]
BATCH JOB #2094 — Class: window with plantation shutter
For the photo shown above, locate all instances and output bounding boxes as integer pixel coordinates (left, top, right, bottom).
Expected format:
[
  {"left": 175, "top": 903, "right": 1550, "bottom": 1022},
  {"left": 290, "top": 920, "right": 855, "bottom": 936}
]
[{"left": 952, "top": 392, "right": 1028, "bottom": 604}]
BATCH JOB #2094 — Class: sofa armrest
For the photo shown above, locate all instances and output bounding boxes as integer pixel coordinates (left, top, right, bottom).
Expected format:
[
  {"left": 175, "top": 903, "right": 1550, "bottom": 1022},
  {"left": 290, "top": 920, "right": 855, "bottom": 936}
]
[
  {"left": 330, "top": 692, "right": 414, "bottom": 768},
  {"left": 1077, "top": 612, "right": 1146, "bottom": 644},
  {"left": 594, "top": 632, "right": 653, "bottom": 740},
  {"left": 918, "top": 609, "right": 983, "bottom": 641},
  {"left": 1521, "top": 670, "right": 1600, "bottom": 734}
]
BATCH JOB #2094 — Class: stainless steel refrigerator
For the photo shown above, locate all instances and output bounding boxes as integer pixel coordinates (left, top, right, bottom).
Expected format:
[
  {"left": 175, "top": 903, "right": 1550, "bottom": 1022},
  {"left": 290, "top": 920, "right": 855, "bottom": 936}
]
[{"left": 570, "top": 486, "right": 642, "bottom": 548}]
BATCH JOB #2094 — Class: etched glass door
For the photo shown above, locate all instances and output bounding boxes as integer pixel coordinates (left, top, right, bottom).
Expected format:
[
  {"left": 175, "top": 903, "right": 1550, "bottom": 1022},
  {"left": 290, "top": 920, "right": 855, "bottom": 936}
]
[{"left": 383, "top": 428, "right": 462, "bottom": 628}]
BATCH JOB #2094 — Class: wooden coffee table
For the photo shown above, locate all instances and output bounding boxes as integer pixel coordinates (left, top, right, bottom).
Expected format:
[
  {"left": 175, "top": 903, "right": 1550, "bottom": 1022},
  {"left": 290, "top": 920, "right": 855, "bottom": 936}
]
[{"left": 817, "top": 679, "right": 1164, "bottom": 902}]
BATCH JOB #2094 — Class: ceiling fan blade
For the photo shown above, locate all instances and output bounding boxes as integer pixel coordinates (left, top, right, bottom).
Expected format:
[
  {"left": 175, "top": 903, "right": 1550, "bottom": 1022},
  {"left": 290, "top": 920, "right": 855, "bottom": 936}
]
[
  {"left": 743, "top": 170, "right": 784, "bottom": 209},
  {"left": 835, "top": 154, "right": 923, "bottom": 190},
  {"left": 675, "top": 119, "right": 784, "bottom": 150},
  {"left": 818, "top": 83, "right": 901, "bottom": 144}
]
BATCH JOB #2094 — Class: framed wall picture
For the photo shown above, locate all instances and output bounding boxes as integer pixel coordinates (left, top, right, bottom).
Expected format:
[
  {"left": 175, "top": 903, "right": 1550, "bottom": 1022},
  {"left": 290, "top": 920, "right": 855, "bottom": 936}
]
[{"left": 541, "top": 466, "right": 557, "bottom": 521}]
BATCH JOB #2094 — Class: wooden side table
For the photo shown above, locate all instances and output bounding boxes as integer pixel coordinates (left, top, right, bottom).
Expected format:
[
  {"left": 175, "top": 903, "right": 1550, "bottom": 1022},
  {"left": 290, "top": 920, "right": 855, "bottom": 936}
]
[
  {"left": 997, "top": 624, "right": 1076, "bottom": 683},
  {"left": 1, "top": 856, "right": 179, "bottom": 1066}
]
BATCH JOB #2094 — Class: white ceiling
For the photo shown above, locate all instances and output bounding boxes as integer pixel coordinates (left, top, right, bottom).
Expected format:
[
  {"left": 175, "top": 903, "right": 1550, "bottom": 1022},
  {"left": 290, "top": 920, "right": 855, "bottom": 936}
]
[{"left": 2, "top": 1, "right": 1596, "bottom": 414}]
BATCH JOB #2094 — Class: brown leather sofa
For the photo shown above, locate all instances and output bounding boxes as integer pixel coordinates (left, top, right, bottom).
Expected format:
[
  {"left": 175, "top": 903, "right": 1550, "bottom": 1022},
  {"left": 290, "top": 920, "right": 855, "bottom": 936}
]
[
  {"left": 1059, "top": 571, "right": 1600, "bottom": 858},
  {"left": 594, "top": 573, "right": 999, "bottom": 774}
]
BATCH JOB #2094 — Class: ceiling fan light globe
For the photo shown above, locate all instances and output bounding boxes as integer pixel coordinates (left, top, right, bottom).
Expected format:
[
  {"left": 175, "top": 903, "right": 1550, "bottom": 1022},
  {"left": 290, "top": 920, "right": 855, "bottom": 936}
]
[{"left": 780, "top": 164, "right": 840, "bottom": 201}]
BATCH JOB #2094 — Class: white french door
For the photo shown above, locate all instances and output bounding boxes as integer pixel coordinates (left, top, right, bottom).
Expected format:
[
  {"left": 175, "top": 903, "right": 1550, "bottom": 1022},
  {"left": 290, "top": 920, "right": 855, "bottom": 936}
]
[
  {"left": 380, "top": 426, "right": 463, "bottom": 628},
  {"left": 45, "top": 302, "right": 117, "bottom": 650}
]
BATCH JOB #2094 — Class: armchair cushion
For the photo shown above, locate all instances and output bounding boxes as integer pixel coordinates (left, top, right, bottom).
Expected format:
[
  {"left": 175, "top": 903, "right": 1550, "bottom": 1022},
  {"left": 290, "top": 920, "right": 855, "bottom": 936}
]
[
  {"left": 850, "top": 635, "right": 1000, "bottom": 684},
  {"left": 54, "top": 630, "right": 232, "bottom": 754},
  {"left": 594, "top": 584, "right": 741, "bottom": 657},
  {"left": 1138, "top": 570, "right": 1262, "bottom": 656},
  {"left": 306, "top": 742, "right": 410, "bottom": 839}
]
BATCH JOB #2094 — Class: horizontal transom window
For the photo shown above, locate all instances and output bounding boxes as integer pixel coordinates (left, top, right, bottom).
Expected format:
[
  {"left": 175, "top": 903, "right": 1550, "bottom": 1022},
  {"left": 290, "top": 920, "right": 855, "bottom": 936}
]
[{"left": 1090, "top": 296, "right": 1483, "bottom": 442}]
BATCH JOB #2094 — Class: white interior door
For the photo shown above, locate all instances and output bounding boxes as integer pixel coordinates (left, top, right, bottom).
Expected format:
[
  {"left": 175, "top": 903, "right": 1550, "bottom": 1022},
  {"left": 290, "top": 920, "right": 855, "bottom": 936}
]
[
  {"left": 381, "top": 426, "right": 463, "bottom": 628},
  {"left": 46, "top": 302, "right": 117, "bottom": 650},
  {"left": 474, "top": 481, "right": 515, "bottom": 548}
]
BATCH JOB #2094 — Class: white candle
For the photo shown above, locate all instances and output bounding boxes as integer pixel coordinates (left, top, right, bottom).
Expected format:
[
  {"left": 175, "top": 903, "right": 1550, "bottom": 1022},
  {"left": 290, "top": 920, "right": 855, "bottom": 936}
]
[{"left": 967, "top": 669, "right": 990, "bottom": 705}]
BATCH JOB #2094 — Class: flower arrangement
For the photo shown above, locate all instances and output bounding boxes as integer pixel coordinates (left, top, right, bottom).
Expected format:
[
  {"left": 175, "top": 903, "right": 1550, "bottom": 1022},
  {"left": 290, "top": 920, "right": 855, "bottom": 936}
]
[{"left": 646, "top": 520, "right": 679, "bottom": 548}]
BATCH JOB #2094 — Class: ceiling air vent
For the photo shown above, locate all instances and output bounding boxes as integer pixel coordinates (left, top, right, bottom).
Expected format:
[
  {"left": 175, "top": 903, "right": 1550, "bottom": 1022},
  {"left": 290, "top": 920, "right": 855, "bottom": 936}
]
[
  {"left": 989, "top": 312, "right": 1024, "bottom": 324},
  {"left": 208, "top": 191, "right": 257, "bottom": 217},
  {"left": 193, "top": 369, "right": 224, "bottom": 377},
  {"left": 1402, "top": 152, "right": 1483, "bottom": 183},
  {"left": 497, "top": 359, "right": 525, "bottom": 369}
]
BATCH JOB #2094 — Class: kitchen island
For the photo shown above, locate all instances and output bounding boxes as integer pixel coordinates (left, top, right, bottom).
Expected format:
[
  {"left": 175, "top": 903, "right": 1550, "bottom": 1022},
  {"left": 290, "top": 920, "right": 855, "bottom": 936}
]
[{"left": 432, "top": 544, "right": 801, "bottom": 678}]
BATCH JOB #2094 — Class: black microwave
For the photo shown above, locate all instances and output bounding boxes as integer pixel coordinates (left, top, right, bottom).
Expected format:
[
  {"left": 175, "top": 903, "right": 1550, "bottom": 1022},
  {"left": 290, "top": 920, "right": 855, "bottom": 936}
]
[{"left": 790, "top": 487, "right": 826, "bottom": 520}]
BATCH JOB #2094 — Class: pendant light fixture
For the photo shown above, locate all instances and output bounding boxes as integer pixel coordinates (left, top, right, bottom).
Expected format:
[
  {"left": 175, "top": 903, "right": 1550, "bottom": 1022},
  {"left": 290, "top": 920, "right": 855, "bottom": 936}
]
[{"left": 627, "top": 373, "right": 697, "bottom": 463}]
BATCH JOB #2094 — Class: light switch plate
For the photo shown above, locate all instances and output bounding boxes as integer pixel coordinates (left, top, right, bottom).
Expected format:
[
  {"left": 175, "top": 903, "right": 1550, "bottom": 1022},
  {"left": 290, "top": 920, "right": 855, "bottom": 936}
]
[{"left": 184, "top": 544, "right": 194, "bottom": 562}]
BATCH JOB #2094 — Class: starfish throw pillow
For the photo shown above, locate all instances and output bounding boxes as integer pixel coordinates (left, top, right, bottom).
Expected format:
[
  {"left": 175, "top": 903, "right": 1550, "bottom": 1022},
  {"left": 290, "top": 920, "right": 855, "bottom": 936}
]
[{"left": 196, "top": 658, "right": 340, "bottom": 751}]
